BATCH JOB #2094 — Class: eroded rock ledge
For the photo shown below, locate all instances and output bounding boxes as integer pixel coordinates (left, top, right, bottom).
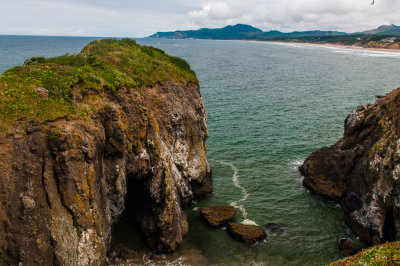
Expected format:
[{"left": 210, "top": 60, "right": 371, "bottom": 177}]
[
  {"left": 0, "top": 40, "right": 211, "bottom": 265},
  {"left": 300, "top": 88, "right": 400, "bottom": 245}
]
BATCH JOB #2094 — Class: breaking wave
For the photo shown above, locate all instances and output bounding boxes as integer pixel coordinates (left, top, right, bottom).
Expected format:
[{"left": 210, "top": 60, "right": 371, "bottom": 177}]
[{"left": 213, "top": 159, "right": 258, "bottom": 226}]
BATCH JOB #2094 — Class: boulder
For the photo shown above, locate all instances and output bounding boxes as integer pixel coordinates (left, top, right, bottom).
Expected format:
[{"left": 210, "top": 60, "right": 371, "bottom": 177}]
[
  {"left": 32, "top": 87, "right": 49, "bottom": 99},
  {"left": 200, "top": 205, "right": 236, "bottom": 228},
  {"left": 227, "top": 222, "right": 266, "bottom": 245}
]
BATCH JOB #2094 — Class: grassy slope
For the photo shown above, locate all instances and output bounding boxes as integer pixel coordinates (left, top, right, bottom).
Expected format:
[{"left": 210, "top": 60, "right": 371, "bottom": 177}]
[
  {"left": 0, "top": 38, "right": 198, "bottom": 133},
  {"left": 331, "top": 241, "right": 400, "bottom": 265}
]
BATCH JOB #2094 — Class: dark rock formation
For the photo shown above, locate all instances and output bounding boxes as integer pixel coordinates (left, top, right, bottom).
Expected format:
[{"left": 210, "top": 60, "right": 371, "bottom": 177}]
[
  {"left": 226, "top": 222, "right": 266, "bottom": 245},
  {"left": 265, "top": 223, "right": 286, "bottom": 234},
  {"left": 200, "top": 205, "right": 236, "bottom": 228},
  {"left": 338, "top": 238, "right": 357, "bottom": 256},
  {"left": 300, "top": 88, "right": 400, "bottom": 245},
  {"left": 0, "top": 40, "right": 211, "bottom": 265}
]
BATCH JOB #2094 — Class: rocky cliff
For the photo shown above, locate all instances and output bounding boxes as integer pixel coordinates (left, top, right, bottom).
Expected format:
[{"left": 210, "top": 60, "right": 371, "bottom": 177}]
[
  {"left": 300, "top": 88, "right": 400, "bottom": 245},
  {"left": 0, "top": 39, "right": 211, "bottom": 265}
]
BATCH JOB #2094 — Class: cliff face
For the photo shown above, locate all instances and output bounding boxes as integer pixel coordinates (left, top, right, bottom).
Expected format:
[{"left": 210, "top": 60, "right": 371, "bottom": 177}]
[
  {"left": 300, "top": 88, "right": 400, "bottom": 245},
  {"left": 0, "top": 39, "right": 211, "bottom": 265}
]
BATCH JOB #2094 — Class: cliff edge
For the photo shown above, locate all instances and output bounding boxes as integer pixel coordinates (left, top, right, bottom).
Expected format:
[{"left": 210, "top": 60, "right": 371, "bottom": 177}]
[
  {"left": 300, "top": 88, "right": 400, "bottom": 245},
  {"left": 0, "top": 39, "right": 211, "bottom": 265}
]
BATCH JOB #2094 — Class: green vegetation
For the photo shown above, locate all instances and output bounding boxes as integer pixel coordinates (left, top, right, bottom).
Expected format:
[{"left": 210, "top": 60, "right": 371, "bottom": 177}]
[
  {"left": 331, "top": 241, "right": 400, "bottom": 265},
  {"left": 49, "top": 131, "right": 61, "bottom": 148},
  {"left": 0, "top": 38, "right": 197, "bottom": 133}
]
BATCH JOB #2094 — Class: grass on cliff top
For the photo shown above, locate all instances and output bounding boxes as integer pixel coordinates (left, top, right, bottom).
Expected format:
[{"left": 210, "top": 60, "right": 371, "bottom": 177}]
[
  {"left": 0, "top": 38, "right": 198, "bottom": 132},
  {"left": 331, "top": 241, "right": 400, "bottom": 265}
]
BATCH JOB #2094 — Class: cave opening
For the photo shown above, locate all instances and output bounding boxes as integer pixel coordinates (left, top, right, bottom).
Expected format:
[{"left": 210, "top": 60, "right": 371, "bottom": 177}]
[
  {"left": 110, "top": 177, "right": 150, "bottom": 254},
  {"left": 383, "top": 208, "right": 396, "bottom": 242}
]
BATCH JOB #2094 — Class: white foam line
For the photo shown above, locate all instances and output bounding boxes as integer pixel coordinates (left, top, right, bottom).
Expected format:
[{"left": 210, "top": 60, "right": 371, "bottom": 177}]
[
  {"left": 212, "top": 159, "right": 257, "bottom": 225},
  {"left": 289, "top": 159, "right": 305, "bottom": 171}
]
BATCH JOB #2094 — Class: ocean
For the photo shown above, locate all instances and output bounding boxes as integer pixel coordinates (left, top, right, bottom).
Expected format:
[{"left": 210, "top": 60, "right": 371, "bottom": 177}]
[{"left": 1, "top": 36, "right": 400, "bottom": 265}]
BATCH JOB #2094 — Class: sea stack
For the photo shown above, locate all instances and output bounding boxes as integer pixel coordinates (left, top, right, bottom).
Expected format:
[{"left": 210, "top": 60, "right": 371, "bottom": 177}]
[
  {"left": 300, "top": 88, "right": 400, "bottom": 244},
  {"left": 0, "top": 39, "right": 211, "bottom": 265}
]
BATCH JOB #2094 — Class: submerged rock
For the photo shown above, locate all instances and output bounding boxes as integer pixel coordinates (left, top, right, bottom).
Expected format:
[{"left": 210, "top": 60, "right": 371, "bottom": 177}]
[
  {"left": 300, "top": 88, "right": 400, "bottom": 245},
  {"left": 227, "top": 222, "right": 266, "bottom": 245},
  {"left": 265, "top": 223, "right": 286, "bottom": 234},
  {"left": 200, "top": 205, "right": 236, "bottom": 228}
]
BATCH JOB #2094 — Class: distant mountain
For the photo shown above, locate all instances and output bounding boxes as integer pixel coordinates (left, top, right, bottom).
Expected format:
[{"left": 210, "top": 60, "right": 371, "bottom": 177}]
[
  {"left": 362, "top": 24, "right": 400, "bottom": 35},
  {"left": 268, "top": 30, "right": 348, "bottom": 38},
  {"left": 149, "top": 24, "right": 400, "bottom": 43},
  {"left": 148, "top": 24, "right": 347, "bottom": 40},
  {"left": 149, "top": 24, "right": 264, "bottom": 40}
]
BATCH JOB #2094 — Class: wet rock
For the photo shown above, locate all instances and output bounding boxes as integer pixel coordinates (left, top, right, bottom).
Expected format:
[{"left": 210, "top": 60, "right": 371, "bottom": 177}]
[
  {"left": 338, "top": 238, "right": 357, "bottom": 256},
  {"left": 200, "top": 205, "right": 236, "bottom": 228},
  {"left": 227, "top": 222, "right": 266, "bottom": 245},
  {"left": 300, "top": 88, "right": 400, "bottom": 245}
]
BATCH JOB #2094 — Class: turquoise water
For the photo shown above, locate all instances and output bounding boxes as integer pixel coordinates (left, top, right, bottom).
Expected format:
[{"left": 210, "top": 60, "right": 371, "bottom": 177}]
[
  {"left": 137, "top": 39, "right": 400, "bottom": 265},
  {"left": 2, "top": 36, "right": 400, "bottom": 265}
]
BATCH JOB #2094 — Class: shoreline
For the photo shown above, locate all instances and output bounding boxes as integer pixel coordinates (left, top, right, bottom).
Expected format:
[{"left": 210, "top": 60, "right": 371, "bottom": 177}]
[
  {"left": 254, "top": 40, "right": 400, "bottom": 53},
  {"left": 148, "top": 37, "right": 400, "bottom": 53}
]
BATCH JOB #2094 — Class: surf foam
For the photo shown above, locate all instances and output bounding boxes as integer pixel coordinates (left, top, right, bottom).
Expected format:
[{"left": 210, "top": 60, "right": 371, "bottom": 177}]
[
  {"left": 213, "top": 159, "right": 258, "bottom": 226},
  {"left": 289, "top": 159, "right": 304, "bottom": 171}
]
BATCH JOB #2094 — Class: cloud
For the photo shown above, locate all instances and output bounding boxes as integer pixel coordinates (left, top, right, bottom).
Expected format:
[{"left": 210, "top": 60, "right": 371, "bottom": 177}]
[
  {"left": 1, "top": 0, "right": 400, "bottom": 36},
  {"left": 188, "top": 2, "right": 244, "bottom": 25},
  {"left": 0, "top": 0, "right": 188, "bottom": 36},
  {"left": 186, "top": 0, "right": 400, "bottom": 33}
]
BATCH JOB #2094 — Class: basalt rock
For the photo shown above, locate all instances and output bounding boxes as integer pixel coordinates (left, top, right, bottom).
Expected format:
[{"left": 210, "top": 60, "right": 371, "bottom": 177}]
[
  {"left": 226, "top": 222, "right": 266, "bottom": 245},
  {"left": 0, "top": 40, "right": 211, "bottom": 265},
  {"left": 300, "top": 88, "right": 400, "bottom": 245},
  {"left": 200, "top": 205, "right": 236, "bottom": 228}
]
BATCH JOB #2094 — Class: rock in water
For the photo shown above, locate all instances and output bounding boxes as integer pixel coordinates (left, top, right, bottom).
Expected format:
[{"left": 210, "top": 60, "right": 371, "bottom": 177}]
[
  {"left": 265, "top": 223, "right": 286, "bottom": 234},
  {"left": 338, "top": 238, "right": 357, "bottom": 256},
  {"left": 227, "top": 222, "right": 266, "bottom": 245},
  {"left": 300, "top": 88, "right": 400, "bottom": 245},
  {"left": 200, "top": 205, "right": 236, "bottom": 228},
  {"left": 0, "top": 39, "right": 211, "bottom": 265}
]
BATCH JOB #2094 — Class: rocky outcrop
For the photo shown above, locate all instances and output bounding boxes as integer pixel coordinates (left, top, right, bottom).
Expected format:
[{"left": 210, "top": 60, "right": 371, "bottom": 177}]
[
  {"left": 0, "top": 40, "right": 211, "bottom": 265},
  {"left": 200, "top": 205, "right": 236, "bottom": 228},
  {"left": 300, "top": 88, "right": 400, "bottom": 245},
  {"left": 226, "top": 222, "right": 266, "bottom": 245}
]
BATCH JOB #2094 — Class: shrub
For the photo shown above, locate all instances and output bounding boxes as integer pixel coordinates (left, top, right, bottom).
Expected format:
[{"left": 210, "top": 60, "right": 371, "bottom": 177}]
[{"left": 24, "top": 56, "right": 45, "bottom": 65}]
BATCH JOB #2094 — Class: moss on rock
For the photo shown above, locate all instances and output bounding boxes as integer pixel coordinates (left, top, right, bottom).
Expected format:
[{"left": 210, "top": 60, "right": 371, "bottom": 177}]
[
  {"left": 331, "top": 241, "right": 400, "bottom": 265},
  {"left": 0, "top": 38, "right": 198, "bottom": 133}
]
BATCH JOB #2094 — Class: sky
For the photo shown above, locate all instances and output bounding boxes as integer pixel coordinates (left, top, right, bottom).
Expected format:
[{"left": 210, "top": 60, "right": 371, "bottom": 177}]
[{"left": 1, "top": 0, "right": 399, "bottom": 37}]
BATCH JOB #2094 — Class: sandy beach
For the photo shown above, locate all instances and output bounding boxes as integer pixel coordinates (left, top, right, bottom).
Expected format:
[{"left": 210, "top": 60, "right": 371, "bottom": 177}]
[{"left": 262, "top": 40, "right": 400, "bottom": 53}]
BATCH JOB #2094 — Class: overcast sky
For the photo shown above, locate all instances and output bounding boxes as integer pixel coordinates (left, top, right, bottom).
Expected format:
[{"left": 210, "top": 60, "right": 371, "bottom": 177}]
[{"left": 1, "top": 0, "right": 399, "bottom": 37}]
